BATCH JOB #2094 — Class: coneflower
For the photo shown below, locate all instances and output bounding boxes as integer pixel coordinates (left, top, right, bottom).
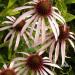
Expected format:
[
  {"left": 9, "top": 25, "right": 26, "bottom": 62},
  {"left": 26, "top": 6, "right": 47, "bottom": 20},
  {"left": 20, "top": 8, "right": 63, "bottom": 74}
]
[
  {"left": 0, "top": 62, "right": 20, "bottom": 75},
  {"left": 13, "top": 0, "right": 66, "bottom": 44},
  {"left": 13, "top": 51, "right": 60, "bottom": 75},
  {"left": 0, "top": 16, "right": 34, "bottom": 50},
  {"left": 38, "top": 25, "right": 75, "bottom": 65}
]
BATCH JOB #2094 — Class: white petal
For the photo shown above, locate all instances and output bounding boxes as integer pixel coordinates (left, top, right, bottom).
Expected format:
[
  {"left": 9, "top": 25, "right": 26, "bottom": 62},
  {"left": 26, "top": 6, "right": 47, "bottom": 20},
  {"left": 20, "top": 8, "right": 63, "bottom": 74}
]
[
  {"left": 13, "top": 10, "right": 34, "bottom": 27},
  {"left": 23, "top": 69, "right": 29, "bottom": 75},
  {"left": 52, "top": 11, "right": 65, "bottom": 24},
  {"left": 43, "top": 66, "right": 54, "bottom": 75},
  {"left": 61, "top": 61, "right": 69, "bottom": 67},
  {"left": 50, "top": 16, "right": 59, "bottom": 36},
  {"left": 2, "top": 21, "right": 13, "bottom": 24},
  {"left": 43, "top": 63, "right": 61, "bottom": 69},
  {"left": 69, "top": 35, "right": 75, "bottom": 40},
  {"left": 69, "top": 32, "right": 75, "bottom": 35},
  {"left": 37, "top": 71, "right": 40, "bottom": 75},
  {"left": 61, "top": 41, "right": 66, "bottom": 65},
  {"left": 41, "top": 69, "right": 48, "bottom": 75},
  {"left": 14, "top": 6, "right": 34, "bottom": 11},
  {"left": 21, "top": 14, "right": 36, "bottom": 35},
  {"left": 15, "top": 67, "right": 22, "bottom": 72},
  {"left": 39, "top": 69, "right": 44, "bottom": 75},
  {"left": 38, "top": 50, "right": 45, "bottom": 55},
  {"left": 0, "top": 26, "right": 12, "bottom": 31},
  {"left": 9, "top": 61, "right": 15, "bottom": 69},
  {"left": 32, "top": 37, "right": 42, "bottom": 47},
  {"left": 23, "top": 34, "right": 30, "bottom": 47},
  {"left": 48, "top": 17, "right": 58, "bottom": 40},
  {"left": 34, "top": 17, "right": 41, "bottom": 45},
  {"left": 14, "top": 33, "right": 20, "bottom": 50},
  {"left": 33, "top": 0, "right": 38, "bottom": 2},
  {"left": 52, "top": 7, "right": 61, "bottom": 14},
  {"left": 43, "top": 57, "right": 49, "bottom": 60},
  {"left": 11, "top": 16, "right": 16, "bottom": 20},
  {"left": 17, "top": 52, "right": 30, "bottom": 56},
  {"left": 4, "top": 30, "right": 13, "bottom": 42},
  {"left": 30, "top": 16, "right": 39, "bottom": 35},
  {"left": 25, "top": 1, "right": 35, "bottom": 4},
  {"left": 13, "top": 62, "right": 25, "bottom": 68},
  {"left": 6, "top": 16, "right": 15, "bottom": 22},
  {"left": 55, "top": 42, "right": 59, "bottom": 63},
  {"left": 3, "top": 64, "right": 7, "bottom": 69},
  {"left": 9, "top": 32, "right": 15, "bottom": 49},
  {"left": 43, "top": 59, "right": 51, "bottom": 63},
  {"left": 17, "top": 68, "right": 27, "bottom": 75},
  {"left": 31, "top": 72, "right": 35, "bottom": 75},
  {"left": 13, "top": 57, "right": 26, "bottom": 62},
  {"left": 41, "top": 18, "right": 46, "bottom": 43},
  {"left": 49, "top": 40, "right": 55, "bottom": 62},
  {"left": 25, "top": 31, "right": 34, "bottom": 40}
]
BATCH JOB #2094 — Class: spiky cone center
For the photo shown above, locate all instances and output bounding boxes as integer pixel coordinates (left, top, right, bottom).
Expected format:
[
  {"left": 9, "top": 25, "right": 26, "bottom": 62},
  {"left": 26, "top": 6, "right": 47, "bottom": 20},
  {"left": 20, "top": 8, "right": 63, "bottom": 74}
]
[
  {"left": 0, "top": 69, "right": 16, "bottom": 75},
  {"left": 14, "top": 20, "right": 25, "bottom": 32},
  {"left": 58, "top": 25, "right": 69, "bottom": 41},
  {"left": 35, "top": 0, "right": 52, "bottom": 16},
  {"left": 26, "top": 54, "right": 43, "bottom": 71}
]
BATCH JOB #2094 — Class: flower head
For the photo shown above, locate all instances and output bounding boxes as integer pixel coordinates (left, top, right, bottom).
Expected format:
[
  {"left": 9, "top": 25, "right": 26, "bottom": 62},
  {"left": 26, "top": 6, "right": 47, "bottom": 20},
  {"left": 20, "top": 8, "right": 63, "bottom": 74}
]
[
  {"left": 0, "top": 16, "right": 34, "bottom": 50},
  {"left": 39, "top": 25, "right": 75, "bottom": 65},
  {"left": 35, "top": 0, "right": 52, "bottom": 16},
  {"left": 13, "top": 0, "right": 66, "bottom": 44},
  {"left": 13, "top": 51, "right": 60, "bottom": 75},
  {"left": 0, "top": 61, "right": 19, "bottom": 75}
]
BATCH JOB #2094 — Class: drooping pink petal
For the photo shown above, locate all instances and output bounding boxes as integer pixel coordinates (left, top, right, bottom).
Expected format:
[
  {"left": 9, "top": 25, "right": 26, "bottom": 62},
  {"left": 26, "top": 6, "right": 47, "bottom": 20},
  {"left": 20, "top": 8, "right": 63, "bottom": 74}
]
[
  {"left": 13, "top": 10, "right": 35, "bottom": 27},
  {"left": 6, "top": 16, "right": 15, "bottom": 22},
  {"left": 61, "top": 41, "right": 66, "bottom": 65},
  {"left": 21, "top": 14, "right": 36, "bottom": 35},
  {"left": 41, "top": 18, "right": 46, "bottom": 43},
  {"left": 55, "top": 42, "right": 59, "bottom": 63},
  {"left": 34, "top": 17, "right": 41, "bottom": 45},
  {"left": 43, "top": 66, "right": 54, "bottom": 75},
  {"left": 50, "top": 16, "right": 59, "bottom": 36},
  {"left": 14, "top": 33, "right": 20, "bottom": 50},
  {"left": 14, "top": 6, "right": 34, "bottom": 11},
  {"left": 4, "top": 30, "right": 13, "bottom": 42},
  {"left": 23, "top": 34, "right": 30, "bottom": 47},
  {"left": 0, "top": 26, "right": 12, "bottom": 31},
  {"left": 30, "top": 16, "right": 38, "bottom": 35},
  {"left": 49, "top": 40, "right": 55, "bottom": 62},
  {"left": 48, "top": 16, "right": 58, "bottom": 40},
  {"left": 9, "top": 31, "right": 15, "bottom": 49},
  {"left": 52, "top": 11, "right": 65, "bottom": 24}
]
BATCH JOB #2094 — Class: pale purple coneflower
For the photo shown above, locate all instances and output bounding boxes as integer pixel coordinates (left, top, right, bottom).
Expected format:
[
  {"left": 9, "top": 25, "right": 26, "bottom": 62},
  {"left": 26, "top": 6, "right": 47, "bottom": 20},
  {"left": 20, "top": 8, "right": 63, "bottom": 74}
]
[
  {"left": 0, "top": 61, "right": 20, "bottom": 75},
  {"left": 0, "top": 16, "right": 34, "bottom": 50},
  {"left": 38, "top": 25, "right": 75, "bottom": 65},
  {"left": 13, "top": 0, "right": 66, "bottom": 44},
  {"left": 12, "top": 51, "right": 61, "bottom": 75}
]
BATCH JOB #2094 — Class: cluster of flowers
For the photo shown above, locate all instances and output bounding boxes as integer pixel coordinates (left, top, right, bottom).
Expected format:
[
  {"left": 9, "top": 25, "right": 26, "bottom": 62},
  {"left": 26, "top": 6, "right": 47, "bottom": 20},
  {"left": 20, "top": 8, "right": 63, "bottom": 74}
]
[{"left": 0, "top": 0, "right": 75, "bottom": 75}]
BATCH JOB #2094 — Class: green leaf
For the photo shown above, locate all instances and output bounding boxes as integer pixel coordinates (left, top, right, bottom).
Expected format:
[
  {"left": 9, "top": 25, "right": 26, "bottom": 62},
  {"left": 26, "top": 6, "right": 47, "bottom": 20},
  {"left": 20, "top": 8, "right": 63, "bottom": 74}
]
[
  {"left": 0, "top": 41, "right": 9, "bottom": 48},
  {"left": 0, "top": 55, "right": 4, "bottom": 63},
  {"left": 64, "top": 0, "right": 75, "bottom": 4},
  {"left": 7, "top": 0, "right": 16, "bottom": 8},
  {"left": 5, "top": 9, "right": 20, "bottom": 16},
  {"left": 0, "top": 8, "right": 20, "bottom": 16},
  {"left": 64, "top": 13, "right": 75, "bottom": 22},
  {"left": 55, "top": 0, "right": 67, "bottom": 16}
]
